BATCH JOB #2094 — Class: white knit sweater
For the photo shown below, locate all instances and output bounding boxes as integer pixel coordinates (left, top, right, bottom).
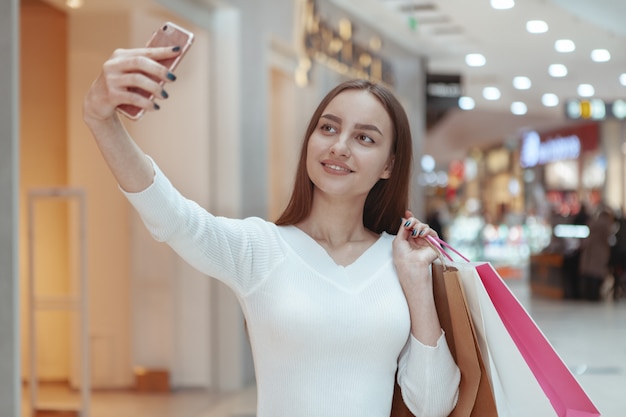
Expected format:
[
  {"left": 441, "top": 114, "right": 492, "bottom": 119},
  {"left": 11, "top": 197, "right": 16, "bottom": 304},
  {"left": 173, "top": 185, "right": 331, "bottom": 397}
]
[{"left": 123, "top": 158, "right": 460, "bottom": 417}]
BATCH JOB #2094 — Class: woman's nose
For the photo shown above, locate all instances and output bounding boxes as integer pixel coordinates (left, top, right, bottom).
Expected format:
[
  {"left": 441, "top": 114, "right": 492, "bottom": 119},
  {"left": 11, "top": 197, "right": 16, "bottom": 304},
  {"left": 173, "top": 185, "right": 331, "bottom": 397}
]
[{"left": 330, "top": 135, "right": 351, "bottom": 157}]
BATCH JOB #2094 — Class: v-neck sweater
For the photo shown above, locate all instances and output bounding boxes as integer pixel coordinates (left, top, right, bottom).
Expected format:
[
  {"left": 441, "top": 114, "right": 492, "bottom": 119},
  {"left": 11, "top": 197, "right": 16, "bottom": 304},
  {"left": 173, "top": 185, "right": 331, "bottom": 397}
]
[{"left": 123, "top": 158, "right": 460, "bottom": 417}]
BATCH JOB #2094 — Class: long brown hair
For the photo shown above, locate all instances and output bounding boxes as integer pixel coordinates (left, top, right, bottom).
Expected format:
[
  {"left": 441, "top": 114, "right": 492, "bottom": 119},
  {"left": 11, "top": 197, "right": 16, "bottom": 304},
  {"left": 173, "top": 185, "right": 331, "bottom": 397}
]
[{"left": 275, "top": 79, "right": 413, "bottom": 235}]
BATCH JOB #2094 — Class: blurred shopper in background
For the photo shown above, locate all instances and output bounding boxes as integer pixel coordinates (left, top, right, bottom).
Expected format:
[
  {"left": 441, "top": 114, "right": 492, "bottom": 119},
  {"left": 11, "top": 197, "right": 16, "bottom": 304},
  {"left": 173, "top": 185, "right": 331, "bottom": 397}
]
[
  {"left": 562, "top": 203, "right": 589, "bottom": 300},
  {"left": 579, "top": 206, "right": 614, "bottom": 301},
  {"left": 609, "top": 207, "right": 626, "bottom": 300}
]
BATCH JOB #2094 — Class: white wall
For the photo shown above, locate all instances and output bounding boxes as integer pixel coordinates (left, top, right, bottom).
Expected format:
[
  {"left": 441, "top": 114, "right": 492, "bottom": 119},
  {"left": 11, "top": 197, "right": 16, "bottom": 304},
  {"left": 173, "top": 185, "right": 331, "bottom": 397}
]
[{"left": 68, "top": 11, "right": 134, "bottom": 388}]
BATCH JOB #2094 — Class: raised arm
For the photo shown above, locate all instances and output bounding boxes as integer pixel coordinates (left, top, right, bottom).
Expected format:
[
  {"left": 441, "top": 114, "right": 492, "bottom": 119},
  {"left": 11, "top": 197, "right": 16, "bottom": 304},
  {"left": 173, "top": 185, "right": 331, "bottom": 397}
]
[{"left": 82, "top": 46, "right": 182, "bottom": 192}]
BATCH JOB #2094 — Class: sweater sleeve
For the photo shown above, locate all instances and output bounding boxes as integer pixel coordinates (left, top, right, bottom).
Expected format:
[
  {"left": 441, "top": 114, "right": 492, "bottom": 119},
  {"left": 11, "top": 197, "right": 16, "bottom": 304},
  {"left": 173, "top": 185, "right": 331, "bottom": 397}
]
[
  {"left": 397, "top": 332, "right": 460, "bottom": 417},
  {"left": 121, "top": 156, "right": 284, "bottom": 296}
]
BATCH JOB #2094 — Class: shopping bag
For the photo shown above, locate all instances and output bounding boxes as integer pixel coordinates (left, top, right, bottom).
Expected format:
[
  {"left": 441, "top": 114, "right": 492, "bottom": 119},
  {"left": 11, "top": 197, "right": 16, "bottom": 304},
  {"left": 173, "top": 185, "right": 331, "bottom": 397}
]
[
  {"left": 390, "top": 260, "right": 497, "bottom": 417},
  {"left": 432, "top": 263, "right": 498, "bottom": 417},
  {"left": 430, "top": 236, "right": 601, "bottom": 417},
  {"left": 455, "top": 262, "right": 559, "bottom": 416},
  {"left": 475, "top": 262, "right": 601, "bottom": 417}
]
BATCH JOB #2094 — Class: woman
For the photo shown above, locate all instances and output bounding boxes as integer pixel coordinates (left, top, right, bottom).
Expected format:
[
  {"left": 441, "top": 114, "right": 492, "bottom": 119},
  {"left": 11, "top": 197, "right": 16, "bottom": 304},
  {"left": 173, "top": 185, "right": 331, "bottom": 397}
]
[{"left": 83, "top": 45, "right": 460, "bottom": 417}]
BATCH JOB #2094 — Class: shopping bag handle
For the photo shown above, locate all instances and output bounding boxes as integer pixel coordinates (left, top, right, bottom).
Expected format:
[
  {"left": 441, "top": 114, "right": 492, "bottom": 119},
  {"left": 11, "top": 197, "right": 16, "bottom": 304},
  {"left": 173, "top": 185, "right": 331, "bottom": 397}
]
[{"left": 425, "top": 235, "right": 471, "bottom": 263}]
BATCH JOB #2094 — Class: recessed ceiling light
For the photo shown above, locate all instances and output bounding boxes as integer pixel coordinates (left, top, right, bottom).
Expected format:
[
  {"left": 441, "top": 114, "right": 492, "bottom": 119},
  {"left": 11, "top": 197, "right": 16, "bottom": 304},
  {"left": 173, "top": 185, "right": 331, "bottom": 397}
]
[
  {"left": 613, "top": 100, "right": 626, "bottom": 120},
  {"left": 513, "top": 76, "right": 531, "bottom": 90},
  {"left": 542, "top": 93, "right": 559, "bottom": 107},
  {"left": 511, "top": 102, "right": 527, "bottom": 115},
  {"left": 554, "top": 39, "right": 575, "bottom": 53},
  {"left": 578, "top": 84, "right": 595, "bottom": 97},
  {"left": 458, "top": 96, "right": 476, "bottom": 110},
  {"left": 526, "top": 20, "right": 548, "bottom": 34},
  {"left": 465, "top": 53, "right": 486, "bottom": 67},
  {"left": 483, "top": 87, "right": 501, "bottom": 101},
  {"left": 548, "top": 64, "right": 568, "bottom": 77},
  {"left": 620, "top": 73, "right": 626, "bottom": 86},
  {"left": 567, "top": 101, "right": 581, "bottom": 118},
  {"left": 591, "top": 49, "right": 611, "bottom": 62},
  {"left": 590, "top": 99, "right": 606, "bottom": 119},
  {"left": 491, "top": 0, "right": 515, "bottom": 10},
  {"left": 421, "top": 155, "right": 436, "bottom": 172},
  {"left": 66, "top": 0, "right": 83, "bottom": 8}
]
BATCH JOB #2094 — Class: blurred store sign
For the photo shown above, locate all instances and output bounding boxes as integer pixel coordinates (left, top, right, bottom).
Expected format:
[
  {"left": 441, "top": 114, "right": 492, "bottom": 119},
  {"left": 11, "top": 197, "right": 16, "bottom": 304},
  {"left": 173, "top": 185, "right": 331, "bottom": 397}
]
[
  {"left": 519, "top": 123, "right": 599, "bottom": 168},
  {"left": 520, "top": 131, "right": 580, "bottom": 168},
  {"left": 553, "top": 224, "right": 590, "bottom": 239},
  {"left": 565, "top": 98, "right": 626, "bottom": 120},
  {"left": 426, "top": 74, "right": 462, "bottom": 109},
  {"left": 426, "top": 73, "right": 462, "bottom": 129},
  {"left": 297, "top": 0, "right": 394, "bottom": 86}
]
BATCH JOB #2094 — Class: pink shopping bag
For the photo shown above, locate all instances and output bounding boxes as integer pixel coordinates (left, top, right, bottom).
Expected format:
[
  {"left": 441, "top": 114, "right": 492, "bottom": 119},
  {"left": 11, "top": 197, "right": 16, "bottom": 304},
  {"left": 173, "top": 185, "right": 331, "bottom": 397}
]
[
  {"left": 476, "top": 262, "right": 600, "bottom": 417},
  {"left": 428, "top": 236, "right": 601, "bottom": 417}
]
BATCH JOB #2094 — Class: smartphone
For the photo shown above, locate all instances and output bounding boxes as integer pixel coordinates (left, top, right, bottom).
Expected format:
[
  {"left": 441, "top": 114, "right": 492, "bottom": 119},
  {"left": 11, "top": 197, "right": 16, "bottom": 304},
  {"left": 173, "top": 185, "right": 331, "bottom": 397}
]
[{"left": 117, "top": 21, "right": 194, "bottom": 120}]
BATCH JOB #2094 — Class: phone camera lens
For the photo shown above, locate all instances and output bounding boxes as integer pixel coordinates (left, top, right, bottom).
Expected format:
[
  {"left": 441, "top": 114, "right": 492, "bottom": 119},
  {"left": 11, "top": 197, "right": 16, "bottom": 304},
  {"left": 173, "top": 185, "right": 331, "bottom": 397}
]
[{"left": 162, "top": 25, "right": 168, "bottom": 31}]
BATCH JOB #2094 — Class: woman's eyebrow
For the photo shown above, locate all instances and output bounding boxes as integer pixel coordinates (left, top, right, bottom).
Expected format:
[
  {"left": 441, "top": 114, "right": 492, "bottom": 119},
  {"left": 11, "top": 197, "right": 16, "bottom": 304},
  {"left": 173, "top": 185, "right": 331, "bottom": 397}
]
[
  {"left": 321, "top": 114, "right": 342, "bottom": 124},
  {"left": 354, "top": 123, "right": 382, "bottom": 135},
  {"left": 321, "top": 114, "right": 383, "bottom": 135}
]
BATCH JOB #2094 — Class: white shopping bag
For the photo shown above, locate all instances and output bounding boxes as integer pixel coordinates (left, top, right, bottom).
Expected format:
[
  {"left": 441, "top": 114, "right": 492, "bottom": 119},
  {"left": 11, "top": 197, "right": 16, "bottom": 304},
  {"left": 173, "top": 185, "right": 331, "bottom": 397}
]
[{"left": 454, "top": 262, "right": 558, "bottom": 417}]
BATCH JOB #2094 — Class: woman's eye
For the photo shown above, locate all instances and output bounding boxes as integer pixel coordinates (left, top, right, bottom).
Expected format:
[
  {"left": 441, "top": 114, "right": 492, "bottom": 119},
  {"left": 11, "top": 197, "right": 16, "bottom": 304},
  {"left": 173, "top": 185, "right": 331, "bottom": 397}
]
[
  {"left": 320, "top": 124, "right": 337, "bottom": 134},
  {"left": 357, "top": 134, "right": 375, "bottom": 144}
]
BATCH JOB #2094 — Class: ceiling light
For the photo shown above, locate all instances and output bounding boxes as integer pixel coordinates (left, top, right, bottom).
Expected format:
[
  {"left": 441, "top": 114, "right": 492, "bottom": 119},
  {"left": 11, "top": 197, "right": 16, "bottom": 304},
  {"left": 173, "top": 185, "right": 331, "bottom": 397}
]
[
  {"left": 421, "top": 155, "right": 436, "bottom": 172},
  {"left": 578, "top": 84, "right": 595, "bottom": 97},
  {"left": 513, "top": 76, "right": 531, "bottom": 90},
  {"left": 620, "top": 73, "right": 626, "bottom": 86},
  {"left": 465, "top": 53, "right": 486, "bottom": 67},
  {"left": 548, "top": 64, "right": 568, "bottom": 77},
  {"left": 590, "top": 99, "right": 606, "bottom": 119},
  {"left": 542, "top": 93, "right": 559, "bottom": 107},
  {"left": 591, "top": 49, "right": 611, "bottom": 62},
  {"left": 66, "top": 0, "right": 84, "bottom": 8},
  {"left": 483, "top": 87, "right": 501, "bottom": 101},
  {"left": 613, "top": 100, "right": 626, "bottom": 120},
  {"left": 491, "top": 0, "right": 515, "bottom": 10},
  {"left": 554, "top": 39, "right": 575, "bottom": 53},
  {"left": 458, "top": 96, "right": 475, "bottom": 110},
  {"left": 511, "top": 102, "right": 527, "bottom": 115},
  {"left": 567, "top": 101, "right": 581, "bottom": 118},
  {"left": 526, "top": 20, "right": 548, "bottom": 34}
]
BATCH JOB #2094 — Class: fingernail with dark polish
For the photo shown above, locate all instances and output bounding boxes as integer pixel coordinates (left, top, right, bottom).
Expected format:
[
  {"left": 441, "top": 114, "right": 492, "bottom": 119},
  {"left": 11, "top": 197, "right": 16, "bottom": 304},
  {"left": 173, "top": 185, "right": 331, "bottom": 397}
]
[
  {"left": 412, "top": 229, "right": 418, "bottom": 237},
  {"left": 154, "top": 102, "right": 161, "bottom": 110},
  {"left": 161, "top": 89, "right": 169, "bottom": 99},
  {"left": 172, "top": 46, "right": 181, "bottom": 52},
  {"left": 418, "top": 230, "right": 425, "bottom": 236},
  {"left": 404, "top": 221, "right": 411, "bottom": 227},
  {"left": 167, "top": 72, "right": 177, "bottom": 81}
]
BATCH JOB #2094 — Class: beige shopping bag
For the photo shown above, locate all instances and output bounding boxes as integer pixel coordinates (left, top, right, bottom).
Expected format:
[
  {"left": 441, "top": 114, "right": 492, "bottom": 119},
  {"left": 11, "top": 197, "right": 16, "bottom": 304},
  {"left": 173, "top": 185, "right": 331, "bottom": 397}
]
[{"left": 391, "top": 262, "right": 497, "bottom": 417}]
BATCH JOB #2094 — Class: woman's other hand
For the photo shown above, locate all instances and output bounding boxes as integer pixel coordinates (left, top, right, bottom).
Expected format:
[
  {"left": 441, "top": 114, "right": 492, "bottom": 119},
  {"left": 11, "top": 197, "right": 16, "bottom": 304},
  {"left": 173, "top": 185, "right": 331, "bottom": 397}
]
[{"left": 392, "top": 210, "right": 439, "bottom": 280}]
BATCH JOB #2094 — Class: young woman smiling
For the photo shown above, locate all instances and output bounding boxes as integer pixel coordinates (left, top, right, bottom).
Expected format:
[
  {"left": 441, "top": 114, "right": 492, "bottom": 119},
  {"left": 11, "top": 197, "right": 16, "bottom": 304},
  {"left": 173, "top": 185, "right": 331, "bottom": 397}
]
[{"left": 83, "top": 44, "right": 460, "bottom": 417}]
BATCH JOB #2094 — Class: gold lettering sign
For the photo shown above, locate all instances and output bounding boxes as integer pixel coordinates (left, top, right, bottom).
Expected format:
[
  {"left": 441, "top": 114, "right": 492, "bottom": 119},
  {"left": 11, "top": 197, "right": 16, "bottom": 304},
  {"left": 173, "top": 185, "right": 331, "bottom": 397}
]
[{"left": 295, "top": 0, "right": 394, "bottom": 87}]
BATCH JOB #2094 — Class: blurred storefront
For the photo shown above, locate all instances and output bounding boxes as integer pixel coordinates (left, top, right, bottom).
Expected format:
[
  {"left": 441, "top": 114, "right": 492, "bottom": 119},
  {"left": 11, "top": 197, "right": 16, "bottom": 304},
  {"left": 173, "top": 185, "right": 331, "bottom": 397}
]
[{"left": 422, "top": 119, "right": 626, "bottom": 287}]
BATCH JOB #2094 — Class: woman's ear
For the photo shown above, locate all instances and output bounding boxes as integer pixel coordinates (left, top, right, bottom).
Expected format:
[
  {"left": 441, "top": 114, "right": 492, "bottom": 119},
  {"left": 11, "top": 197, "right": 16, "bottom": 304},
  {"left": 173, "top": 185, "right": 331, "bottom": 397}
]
[{"left": 381, "top": 156, "right": 395, "bottom": 179}]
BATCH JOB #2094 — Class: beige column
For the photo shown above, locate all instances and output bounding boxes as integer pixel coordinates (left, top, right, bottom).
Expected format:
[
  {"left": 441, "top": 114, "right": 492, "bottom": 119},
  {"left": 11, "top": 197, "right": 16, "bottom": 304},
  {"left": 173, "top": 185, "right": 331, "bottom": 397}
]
[{"left": 0, "top": 0, "right": 21, "bottom": 416}]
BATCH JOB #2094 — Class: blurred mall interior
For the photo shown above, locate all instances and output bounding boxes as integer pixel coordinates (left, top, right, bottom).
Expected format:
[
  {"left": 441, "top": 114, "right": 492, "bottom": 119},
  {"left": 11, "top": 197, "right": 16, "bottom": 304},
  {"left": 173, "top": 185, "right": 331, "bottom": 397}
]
[{"left": 2, "top": 0, "right": 626, "bottom": 416}]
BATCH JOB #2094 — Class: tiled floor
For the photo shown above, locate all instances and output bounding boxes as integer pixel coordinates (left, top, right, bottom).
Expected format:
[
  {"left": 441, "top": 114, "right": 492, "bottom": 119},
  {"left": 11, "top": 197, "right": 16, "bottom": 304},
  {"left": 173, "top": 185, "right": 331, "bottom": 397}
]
[{"left": 22, "top": 278, "right": 626, "bottom": 417}]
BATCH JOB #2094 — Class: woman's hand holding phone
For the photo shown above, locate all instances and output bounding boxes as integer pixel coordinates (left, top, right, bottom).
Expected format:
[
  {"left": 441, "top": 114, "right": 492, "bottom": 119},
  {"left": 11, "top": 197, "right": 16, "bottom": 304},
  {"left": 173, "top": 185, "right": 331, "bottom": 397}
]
[
  {"left": 83, "top": 46, "right": 181, "bottom": 124},
  {"left": 83, "top": 22, "right": 194, "bottom": 125}
]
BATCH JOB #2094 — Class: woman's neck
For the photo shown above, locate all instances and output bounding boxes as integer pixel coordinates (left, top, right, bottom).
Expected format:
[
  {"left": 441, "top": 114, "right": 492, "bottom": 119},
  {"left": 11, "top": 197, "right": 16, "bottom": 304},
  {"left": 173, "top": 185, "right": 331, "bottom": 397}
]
[{"left": 296, "top": 193, "right": 376, "bottom": 246}]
